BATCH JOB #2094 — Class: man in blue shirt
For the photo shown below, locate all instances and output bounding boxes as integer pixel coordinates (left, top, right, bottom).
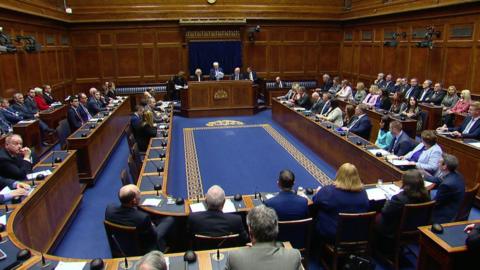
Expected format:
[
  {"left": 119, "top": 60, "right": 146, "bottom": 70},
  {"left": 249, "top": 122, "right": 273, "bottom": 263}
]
[{"left": 264, "top": 170, "right": 309, "bottom": 221}]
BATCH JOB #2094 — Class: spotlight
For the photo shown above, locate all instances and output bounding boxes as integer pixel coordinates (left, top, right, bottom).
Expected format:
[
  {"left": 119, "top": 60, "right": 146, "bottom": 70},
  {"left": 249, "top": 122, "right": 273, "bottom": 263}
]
[
  {"left": 383, "top": 32, "right": 406, "bottom": 47},
  {"left": 0, "top": 28, "right": 16, "bottom": 53},
  {"left": 247, "top": 25, "right": 261, "bottom": 42},
  {"left": 65, "top": 7, "right": 73, "bottom": 14},
  {"left": 16, "top": 36, "right": 41, "bottom": 53}
]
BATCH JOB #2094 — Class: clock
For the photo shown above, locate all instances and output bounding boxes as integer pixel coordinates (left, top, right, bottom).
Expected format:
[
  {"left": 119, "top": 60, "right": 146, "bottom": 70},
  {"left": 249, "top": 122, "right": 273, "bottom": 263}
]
[{"left": 207, "top": 0, "right": 216, "bottom": 4}]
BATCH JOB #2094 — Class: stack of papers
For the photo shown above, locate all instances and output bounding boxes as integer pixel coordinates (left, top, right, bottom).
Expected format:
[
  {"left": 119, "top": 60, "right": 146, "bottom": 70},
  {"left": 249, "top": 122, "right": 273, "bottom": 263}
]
[
  {"left": 0, "top": 186, "right": 12, "bottom": 196},
  {"left": 389, "top": 159, "right": 413, "bottom": 166},
  {"left": 18, "top": 120, "right": 36, "bottom": 124},
  {"left": 378, "top": 184, "right": 402, "bottom": 200},
  {"left": 190, "top": 202, "right": 206, "bottom": 212},
  {"left": 189, "top": 199, "right": 237, "bottom": 213},
  {"left": 367, "top": 149, "right": 390, "bottom": 156},
  {"left": 55, "top": 261, "right": 86, "bottom": 270},
  {"left": 366, "top": 188, "right": 388, "bottom": 201},
  {"left": 27, "top": 170, "right": 52, "bottom": 180},
  {"left": 293, "top": 107, "right": 306, "bottom": 111},
  {"left": 264, "top": 193, "right": 275, "bottom": 200},
  {"left": 142, "top": 198, "right": 162, "bottom": 207},
  {"left": 466, "top": 141, "right": 480, "bottom": 148},
  {"left": 0, "top": 215, "right": 6, "bottom": 225}
]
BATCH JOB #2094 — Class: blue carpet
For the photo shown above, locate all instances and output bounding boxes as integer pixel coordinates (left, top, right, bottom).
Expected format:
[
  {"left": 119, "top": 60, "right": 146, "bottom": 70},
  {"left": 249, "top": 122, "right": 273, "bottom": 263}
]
[{"left": 53, "top": 135, "right": 129, "bottom": 259}]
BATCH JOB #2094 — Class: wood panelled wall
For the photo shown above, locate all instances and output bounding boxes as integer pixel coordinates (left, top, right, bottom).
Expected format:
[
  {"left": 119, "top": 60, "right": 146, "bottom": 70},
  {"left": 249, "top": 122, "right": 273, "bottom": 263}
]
[
  {"left": 70, "top": 22, "right": 342, "bottom": 92},
  {"left": 340, "top": 4, "right": 480, "bottom": 94},
  {"left": 0, "top": 10, "right": 73, "bottom": 100}
]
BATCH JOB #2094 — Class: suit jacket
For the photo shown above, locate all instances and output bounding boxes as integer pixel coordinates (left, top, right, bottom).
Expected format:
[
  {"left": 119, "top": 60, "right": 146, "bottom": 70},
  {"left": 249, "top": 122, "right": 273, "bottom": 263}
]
[
  {"left": 294, "top": 94, "right": 311, "bottom": 109},
  {"left": 449, "top": 116, "right": 480, "bottom": 139},
  {"left": 105, "top": 204, "right": 158, "bottom": 251},
  {"left": 43, "top": 93, "right": 55, "bottom": 105},
  {"left": 324, "top": 107, "right": 344, "bottom": 126},
  {"left": 425, "top": 90, "right": 446, "bottom": 105},
  {"left": 403, "top": 85, "right": 421, "bottom": 100},
  {"left": 130, "top": 114, "right": 141, "bottom": 130},
  {"left": 405, "top": 143, "right": 443, "bottom": 175},
  {"left": 67, "top": 106, "right": 84, "bottom": 131},
  {"left": 349, "top": 114, "right": 372, "bottom": 140},
  {"left": 245, "top": 71, "right": 257, "bottom": 82},
  {"left": 209, "top": 67, "right": 224, "bottom": 80},
  {"left": 0, "top": 112, "right": 12, "bottom": 133},
  {"left": 0, "top": 148, "right": 32, "bottom": 180},
  {"left": 310, "top": 99, "right": 324, "bottom": 114},
  {"left": 321, "top": 80, "right": 333, "bottom": 92},
  {"left": 431, "top": 171, "right": 465, "bottom": 224},
  {"left": 1, "top": 108, "right": 23, "bottom": 124},
  {"left": 78, "top": 104, "right": 91, "bottom": 121},
  {"left": 418, "top": 88, "right": 433, "bottom": 102},
  {"left": 189, "top": 75, "right": 204, "bottom": 82},
  {"left": 225, "top": 242, "right": 303, "bottom": 270},
  {"left": 187, "top": 210, "right": 248, "bottom": 244},
  {"left": 10, "top": 102, "right": 36, "bottom": 119},
  {"left": 264, "top": 191, "right": 309, "bottom": 221},
  {"left": 137, "top": 124, "right": 157, "bottom": 152},
  {"left": 318, "top": 100, "right": 331, "bottom": 115},
  {"left": 384, "top": 81, "right": 395, "bottom": 93},
  {"left": 87, "top": 97, "right": 106, "bottom": 116},
  {"left": 24, "top": 96, "right": 39, "bottom": 113},
  {"left": 388, "top": 131, "right": 416, "bottom": 156},
  {"left": 231, "top": 73, "right": 245, "bottom": 80}
]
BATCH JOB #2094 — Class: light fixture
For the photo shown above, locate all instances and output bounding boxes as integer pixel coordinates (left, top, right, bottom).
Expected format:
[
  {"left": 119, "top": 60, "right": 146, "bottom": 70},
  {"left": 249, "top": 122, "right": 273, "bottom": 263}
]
[
  {"left": 247, "top": 25, "right": 261, "bottom": 42},
  {"left": 415, "top": 26, "right": 441, "bottom": 50},
  {"left": 64, "top": 0, "right": 72, "bottom": 14},
  {"left": 383, "top": 32, "right": 406, "bottom": 47},
  {"left": 0, "top": 27, "right": 17, "bottom": 53},
  {"left": 16, "top": 36, "right": 41, "bottom": 53}
]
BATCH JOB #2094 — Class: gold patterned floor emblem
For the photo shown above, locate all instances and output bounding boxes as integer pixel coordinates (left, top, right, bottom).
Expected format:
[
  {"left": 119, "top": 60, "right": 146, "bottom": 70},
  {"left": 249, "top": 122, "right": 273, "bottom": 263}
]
[
  {"left": 206, "top": 120, "right": 245, "bottom": 127},
  {"left": 184, "top": 124, "right": 332, "bottom": 199}
]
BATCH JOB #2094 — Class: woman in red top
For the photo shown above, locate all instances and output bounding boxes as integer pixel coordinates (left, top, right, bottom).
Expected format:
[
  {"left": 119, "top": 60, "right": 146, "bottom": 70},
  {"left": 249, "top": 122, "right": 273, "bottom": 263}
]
[
  {"left": 443, "top": 89, "right": 471, "bottom": 126},
  {"left": 33, "top": 87, "right": 50, "bottom": 110}
]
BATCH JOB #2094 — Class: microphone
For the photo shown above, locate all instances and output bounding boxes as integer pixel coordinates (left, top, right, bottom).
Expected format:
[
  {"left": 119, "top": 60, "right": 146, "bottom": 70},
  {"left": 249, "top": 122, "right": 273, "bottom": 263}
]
[
  {"left": 145, "top": 176, "right": 162, "bottom": 196},
  {"left": 254, "top": 186, "right": 258, "bottom": 199},
  {"left": 214, "top": 234, "right": 231, "bottom": 262},
  {"left": 51, "top": 151, "right": 55, "bottom": 168},
  {"left": 40, "top": 253, "right": 51, "bottom": 268},
  {"left": 150, "top": 161, "right": 164, "bottom": 175},
  {"left": 111, "top": 234, "right": 129, "bottom": 269},
  {"left": 152, "top": 148, "right": 166, "bottom": 159},
  {"left": 5, "top": 204, "right": 8, "bottom": 213}
]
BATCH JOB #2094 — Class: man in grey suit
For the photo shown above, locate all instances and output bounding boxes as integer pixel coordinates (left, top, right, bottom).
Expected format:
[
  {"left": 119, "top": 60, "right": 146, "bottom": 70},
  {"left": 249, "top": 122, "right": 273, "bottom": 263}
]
[{"left": 225, "top": 205, "right": 304, "bottom": 270}]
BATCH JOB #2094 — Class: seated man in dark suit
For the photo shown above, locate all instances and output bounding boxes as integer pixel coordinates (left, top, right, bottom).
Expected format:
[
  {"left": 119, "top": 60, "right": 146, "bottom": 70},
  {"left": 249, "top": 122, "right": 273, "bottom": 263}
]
[
  {"left": 0, "top": 176, "right": 29, "bottom": 203},
  {"left": 264, "top": 170, "right": 308, "bottom": 221},
  {"left": 245, "top": 66, "right": 257, "bottom": 83},
  {"left": 87, "top": 90, "right": 107, "bottom": 116},
  {"left": 66, "top": 96, "right": 85, "bottom": 131},
  {"left": 24, "top": 88, "right": 40, "bottom": 113},
  {"left": 231, "top": 67, "right": 244, "bottom": 81},
  {"left": 321, "top": 74, "right": 333, "bottom": 92},
  {"left": 0, "top": 134, "right": 33, "bottom": 180},
  {"left": 437, "top": 101, "right": 480, "bottom": 139},
  {"left": 190, "top": 68, "right": 204, "bottom": 82},
  {"left": 310, "top": 92, "right": 324, "bottom": 114},
  {"left": 42, "top": 85, "right": 56, "bottom": 105},
  {"left": 188, "top": 185, "right": 248, "bottom": 244},
  {"left": 342, "top": 103, "right": 372, "bottom": 140},
  {"left": 425, "top": 82, "right": 446, "bottom": 105},
  {"left": 418, "top": 80, "right": 433, "bottom": 102},
  {"left": 388, "top": 120, "right": 416, "bottom": 156},
  {"left": 274, "top": 76, "right": 284, "bottom": 88},
  {"left": 78, "top": 93, "right": 93, "bottom": 122},
  {"left": 383, "top": 74, "right": 395, "bottom": 93},
  {"left": 427, "top": 154, "right": 465, "bottom": 224},
  {"left": 0, "top": 97, "right": 23, "bottom": 125},
  {"left": 225, "top": 205, "right": 303, "bottom": 270},
  {"left": 293, "top": 86, "right": 311, "bottom": 109},
  {"left": 0, "top": 111, "right": 13, "bottom": 134},
  {"left": 131, "top": 105, "right": 144, "bottom": 132},
  {"left": 105, "top": 184, "right": 174, "bottom": 252},
  {"left": 10, "top": 93, "right": 55, "bottom": 136},
  {"left": 403, "top": 78, "right": 421, "bottom": 100},
  {"left": 209, "top": 62, "right": 224, "bottom": 81}
]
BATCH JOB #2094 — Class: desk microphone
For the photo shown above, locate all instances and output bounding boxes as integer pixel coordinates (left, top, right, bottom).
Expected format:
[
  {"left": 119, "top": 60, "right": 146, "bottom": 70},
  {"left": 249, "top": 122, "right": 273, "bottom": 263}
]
[
  {"left": 254, "top": 186, "right": 258, "bottom": 199},
  {"left": 153, "top": 149, "right": 166, "bottom": 159},
  {"left": 111, "top": 234, "right": 129, "bottom": 269},
  {"left": 51, "top": 151, "right": 55, "bottom": 168},
  {"left": 40, "top": 253, "right": 51, "bottom": 268},
  {"left": 145, "top": 176, "right": 162, "bottom": 196},
  {"left": 151, "top": 161, "right": 164, "bottom": 175}
]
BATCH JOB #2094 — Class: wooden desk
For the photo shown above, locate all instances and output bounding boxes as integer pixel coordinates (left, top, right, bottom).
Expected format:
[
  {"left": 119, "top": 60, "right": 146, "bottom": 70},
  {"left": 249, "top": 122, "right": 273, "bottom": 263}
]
[
  {"left": 39, "top": 104, "right": 68, "bottom": 128},
  {"left": 417, "top": 220, "right": 478, "bottom": 270},
  {"left": 419, "top": 103, "right": 443, "bottom": 130},
  {"left": 67, "top": 97, "right": 130, "bottom": 184},
  {"left": 181, "top": 80, "right": 257, "bottom": 117},
  {"left": 13, "top": 120, "right": 40, "bottom": 150},
  {"left": 7, "top": 150, "right": 82, "bottom": 254},
  {"left": 272, "top": 99, "right": 404, "bottom": 184},
  {"left": 267, "top": 88, "right": 289, "bottom": 106}
]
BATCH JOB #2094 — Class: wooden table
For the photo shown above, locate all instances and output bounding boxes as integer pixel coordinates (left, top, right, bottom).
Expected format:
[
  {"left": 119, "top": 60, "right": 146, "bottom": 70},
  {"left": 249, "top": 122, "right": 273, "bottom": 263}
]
[
  {"left": 419, "top": 103, "right": 443, "bottom": 130},
  {"left": 417, "top": 220, "right": 478, "bottom": 270},
  {"left": 67, "top": 97, "right": 130, "bottom": 184},
  {"left": 272, "top": 99, "right": 404, "bottom": 184},
  {"left": 181, "top": 80, "right": 257, "bottom": 117},
  {"left": 39, "top": 104, "right": 68, "bottom": 129}
]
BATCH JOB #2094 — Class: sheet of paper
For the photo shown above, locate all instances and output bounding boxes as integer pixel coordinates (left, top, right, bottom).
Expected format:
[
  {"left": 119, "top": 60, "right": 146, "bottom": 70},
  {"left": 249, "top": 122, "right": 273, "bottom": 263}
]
[
  {"left": 0, "top": 186, "right": 11, "bottom": 195},
  {"left": 18, "top": 120, "right": 35, "bottom": 124},
  {"left": 142, "top": 198, "right": 162, "bottom": 207},
  {"left": 0, "top": 215, "right": 6, "bottom": 225},
  {"left": 222, "top": 199, "right": 236, "bottom": 213},
  {"left": 55, "top": 261, "right": 86, "bottom": 270},
  {"left": 390, "top": 159, "right": 413, "bottom": 166},
  {"left": 366, "top": 188, "right": 387, "bottom": 201},
  {"left": 368, "top": 149, "right": 390, "bottom": 156},
  {"left": 190, "top": 202, "right": 206, "bottom": 213},
  {"left": 27, "top": 170, "right": 52, "bottom": 180},
  {"left": 88, "top": 118, "right": 99, "bottom": 123},
  {"left": 466, "top": 141, "right": 480, "bottom": 148},
  {"left": 293, "top": 107, "right": 306, "bottom": 111},
  {"left": 264, "top": 193, "right": 275, "bottom": 200},
  {"left": 424, "top": 180, "right": 434, "bottom": 188},
  {"left": 27, "top": 187, "right": 35, "bottom": 196}
]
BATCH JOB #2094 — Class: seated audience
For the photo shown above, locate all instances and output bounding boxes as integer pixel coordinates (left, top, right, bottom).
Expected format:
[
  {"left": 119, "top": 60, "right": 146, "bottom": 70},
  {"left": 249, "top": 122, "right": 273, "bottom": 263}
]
[
  {"left": 191, "top": 68, "right": 203, "bottom": 82},
  {"left": 440, "top": 86, "right": 459, "bottom": 116},
  {"left": 375, "top": 170, "right": 430, "bottom": 242},
  {"left": 465, "top": 223, "right": 480, "bottom": 251},
  {"left": 137, "top": 110, "right": 157, "bottom": 152},
  {"left": 400, "top": 96, "right": 423, "bottom": 131},
  {"left": 105, "top": 184, "right": 174, "bottom": 252},
  {"left": 87, "top": 88, "right": 107, "bottom": 115},
  {"left": 0, "top": 176, "right": 30, "bottom": 203},
  {"left": 42, "top": 85, "right": 56, "bottom": 105},
  {"left": 418, "top": 80, "right": 433, "bottom": 102},
  {"left": 10, "top": 93, "right": 55, "bottom": 140},
  {"left": 264, "top": 170, "right": 309, "bottom": 221},
  {"left": 33, "top": 87, "right": 50, "bottom": 111},
  {"left": 232, "top": 67, "right": 244, "bottom": 80},
  {"left": 425, "top": 82, "right": 446, "bottom": 105},
  {"left": 343, "top": 104, "right": 372, "bottom": 140},
  {"left": 403, "top": 78, "right": 421, "bottom": 100},
  {"left": 375, "top": 116, "right": 393, "bottom": 150},
  {"left": 427, "top": 154, "right": 465, "bottom": 224},
  {"left": 387, "top": 121, "right": 416, "bottom": 156},
  {"left": 376, "top": 89, "right": 392, "bottom": 111},
  {"left": 312, "top": 163, "right": 369, "bottom": 243},
  {"left": 225, "top": 205, "right": 303, "bottom": 270},
  {"left": 274, "top": 76, "right": 284, "bottom": 88},
  {"left": 188, "top": 185, "right": 248, "bottom": 244},
  {"left": 335, "top": 79, "right": 353, "bottom": 101},
  {"left": 443, "top": 89, "right": 471, "bottom": 127},
  {"left": 401, "top": 130, "right": 442, "bottom": 176},
  {"left": 0, "top": 134, "right": 33, "bottom": 180},
  {"left": 328, "top": 76, "right": 341, "bottom": 95},
  {"left": 342, "top": 104, "right": 355, "bottom": 127},
  {"left": 292, "top": 86, "right": 311, "bottom": 109},
  {"left": 362, "top": 85, "right": 380, "bottom": 107},
  {"left": 318, "top": 99, "right": 343, "bottom": 126},
  {"left": 321, "top": 74, "right": 333, "bottom": 92},
  {"left": 389, "top": 91, "right": 407, "bottom": 114},
  {"left": 437, "top": 101, "right": 480, "bottom": 139},
  {"left": 67, "top": 95, "right": 85, "bottom": 131},
  {"left": 353, "top": 82, "right": 367, "bottom": 104},
  {"left": 134, "top": 250, "right": 167, "bottom": 270}
]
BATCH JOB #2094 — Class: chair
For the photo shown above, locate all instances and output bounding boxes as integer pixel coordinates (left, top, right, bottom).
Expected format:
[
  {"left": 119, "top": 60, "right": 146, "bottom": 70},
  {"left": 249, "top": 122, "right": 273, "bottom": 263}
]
[
  {"left": 120, "top": 168, "right": 130, "bottom": 186},
  {"left": 320, "top": 212, "right": 376, "bottom": 270},
  {"left": 193, "top": 234, "right": 241, "bottom": 251},
  {"left": 278, "top": 218, "right": 313, "bottom": 266},
  {"left": 104, "top": 220, "right": 143, "bottom": 257},
  {"left": 56, "top": 119, "right": 71, "bottom": 150},
  {"left": 131, "top": 143, "right": 144, "bottom": 169},
  {"left": 127, "top": 132, "right": 136, "bottom": 150},
  {"left": 419, "top": 110, "right": 429, "bottom": 131},
  {"left": 128, "top": 155, "right": 140, "bottom": 184},
  {"left": 376, "top": 200, "right": 436, "bottom": 270},
  {"left": 455, "top": 183, "right": 480, "bottom": 221}
]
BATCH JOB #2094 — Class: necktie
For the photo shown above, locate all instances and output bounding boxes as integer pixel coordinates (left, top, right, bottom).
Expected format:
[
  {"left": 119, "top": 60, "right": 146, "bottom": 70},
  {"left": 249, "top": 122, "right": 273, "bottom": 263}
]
[
  {"left": 463, "top": 118, "right": 477, "bottom": 134},
  {"left": 389, "top": 136, "right": 398, "bottom": 153},
  {"left": 348, "top": 116, "right": 359, "bottom": 128},
  {"left": 321, "top": 102, "right": 328, "bottom": 115},
  {"left": 420, "top": 90, "right": 428, "bottom": 101},
  {"left": 74, "top": 108, "right": 84, "bottom": 124},
  {"left": 406, "top": 87, "right": 413, "bottom": 98}
]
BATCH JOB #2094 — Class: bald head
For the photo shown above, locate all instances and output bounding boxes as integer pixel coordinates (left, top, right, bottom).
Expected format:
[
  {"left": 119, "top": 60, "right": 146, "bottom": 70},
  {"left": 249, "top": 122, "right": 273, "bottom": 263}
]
[
  {"left": 89, "top": 87, "right": 97, "bottom": 96},
  {"left": 13, "top": 93, "right": 24, "bottom": 103},
  {"left": 118, "top": 184, "right": 141, "bottom": 206},
  {"left": 205, "top": 185, "right": 225, "bottom": 211}
]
